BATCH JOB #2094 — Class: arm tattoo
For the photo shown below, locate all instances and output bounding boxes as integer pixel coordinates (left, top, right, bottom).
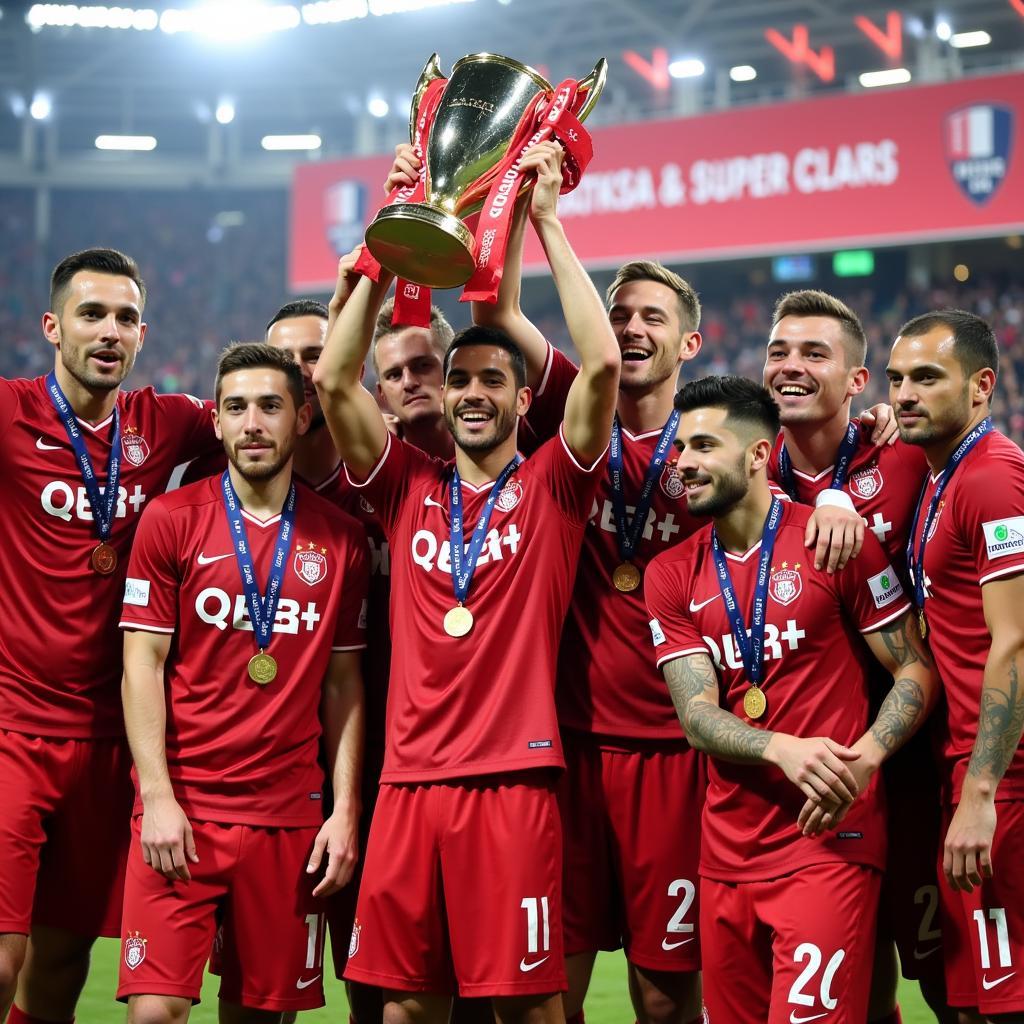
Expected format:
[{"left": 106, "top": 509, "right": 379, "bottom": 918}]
[
  {"left": 868, "top": 614, "right": 931, "bottom": 752},
  {"left": 968, "top": 654, "right": 1024, "bottom": 782},
  {"left": 663, "top": 656, "right": 773, "bottom": 764}
]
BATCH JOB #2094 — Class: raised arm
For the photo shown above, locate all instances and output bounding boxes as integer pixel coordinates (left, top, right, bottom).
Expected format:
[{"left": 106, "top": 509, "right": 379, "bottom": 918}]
[
  {"left": 122, "top": 629, "right": 197, "bottom": 881},
  {"left": 522, "top": 141, "right": 619, "bottom": 465},
  {"left": 308, "top": 651, "right": 365, "bottom": 897},
  {"left": 312, "top": 252, "right": 394, "bottom": 478}
]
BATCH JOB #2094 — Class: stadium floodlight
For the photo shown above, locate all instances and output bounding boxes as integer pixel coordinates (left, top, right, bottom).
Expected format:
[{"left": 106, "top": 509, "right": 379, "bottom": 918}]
[
  {"left": 950, "top": 30, "right": 991, "bottom": 48},
  {"left": 215, "top": 99, "right": 236, "bottom": 124},
  {"left": 935, "top": 19, "right": 952, "bottom": 41},
  {"left": 668, "top": 58, "right": 705, "bottom": 79},
  {"left": 301, "top": 0, "right": 366, "bottom": 25},
  {"left": 729, "top": 65, "right": 756, "bottom": 82},
  {"left": 29, "top": 93, "right": 52, "bottom": 120},
  {"left": 261, "top": 134, "right": 321, "bottom": 150},
  {"left": 859, "top": 68, "right": 911, "bottom": 88},
  {"left": 95, "top": 134, "right": 157, "bottom": 150},
  {"left": 367, "top": 96, "right": 389, "bottom": 118},
  {"left": 159, "top": 2, "right": 302, "bottom": 38},
  {"left": 26, "top": 4, "right": 159, "bottom": 30},
  {"left": 367, "top": 0, "right": 474, "bottom": 13}
]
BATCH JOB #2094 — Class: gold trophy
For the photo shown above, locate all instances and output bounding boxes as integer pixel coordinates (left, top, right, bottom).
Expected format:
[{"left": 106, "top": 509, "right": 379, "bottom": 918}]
[{"left": 364, "top": 52, "right": 607, "bottom": 290}]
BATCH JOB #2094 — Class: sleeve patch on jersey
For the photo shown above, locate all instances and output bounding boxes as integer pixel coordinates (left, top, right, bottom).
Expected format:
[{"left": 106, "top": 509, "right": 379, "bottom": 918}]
[
  {"left": 124, "top": 578, "right": 151, "bottom": 607},
  {"left": 649, "top": 618, "right": 667, "bottom": 646},
  {"left": 867, "top": 567, "right": 904, "bottom": 609},
  {"left": 983, "top": 517, "right": 1024, "bottom": 561},
  {"left": 358, "top": 599, "right": 368, "bottom": 630}
]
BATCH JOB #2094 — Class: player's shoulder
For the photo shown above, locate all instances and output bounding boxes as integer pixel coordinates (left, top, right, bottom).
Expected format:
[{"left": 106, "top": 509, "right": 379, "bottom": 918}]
[
  {"left": 649, "top": 522, "right": 709, "bottom": 574},
  {"left": 969, "top": 430, "right": 1024, "bottom": 476},
  {"left": 146, "top": 475, "right": 220, "bottom": 517},
  {"left": 0, "top": 375, "right": 44, "bottom": 399},
  {"left": 124, "top": 386, "right": 209, "bottom": 421},
  {"left": 298, "top": 481, "right": 366, "bottom": 537},
  {"left": 779, "top": 498, "right": 813, "bottom": 532}
]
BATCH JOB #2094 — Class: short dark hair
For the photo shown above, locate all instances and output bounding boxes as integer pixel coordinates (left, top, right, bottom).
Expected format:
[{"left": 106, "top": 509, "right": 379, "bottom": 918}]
[
  {"left": 607, "top": 260, "right": 701, "bottom": 333},
  {"left": 215, "top": 342, "right": 306, "bottom": 411},
  {"left": 265, "top": 299, "right": 329, "bottom": 333},
  {"left": 50, "top": 248, "right": 146, "bottom": 316},
  {"left": 772, "top": 290, "right": 867, "bottom": 367},
  {"left": 674, "top": 375, "right": 781, "bottom": 440},
  {"left": 897, "top": 308, "right": 1000, "bottom": 381},
  {"left": 442, "top": 325, "right": 528, "bottom": 390}
]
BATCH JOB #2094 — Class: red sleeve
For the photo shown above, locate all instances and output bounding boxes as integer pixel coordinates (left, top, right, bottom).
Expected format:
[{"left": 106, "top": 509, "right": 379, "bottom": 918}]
[
  {"left": 834, "top": 530, "right": 911, "bottom": 633},
  {"left": 180, "top": 450, "right": 227, "bottom": 487},
  {"left": 162, "top": 393, "right": 221, "bottom": 462},
  {"left": 955, "top": 451, "right": 1024, "bottom": 586},
  {"left": 332, "top": 526, "right": 370, "bottom": 652},
  {"left": 0, "top": 379, "right": 21, "bottom": 439},
  {"left": 528, "top": 425, "right": 608, "bottom": 526},
  {"left": 644, "top": 552, "right": 712, "bottom": 668},
  {"left": 524, "top": 345, "right": 578, "bottom": 448},
  {"left": 119, "top": 500, "right": 181, "bottom": 633}
]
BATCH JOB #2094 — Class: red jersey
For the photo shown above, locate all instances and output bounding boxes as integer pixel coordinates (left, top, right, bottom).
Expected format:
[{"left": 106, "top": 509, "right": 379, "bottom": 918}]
[
  {"left": 0, "top": 377, "right": 219, "bottom": 738},
  {"left": 768, "top": 420, "right": 930, "bottom": 564},
  {"left": 119, "top": 476, "right": 369, "bottom": 827},
  {"left": 910, "top": 430, "right": 1024, "bottom": 801},
  {"left": 645, "top": 501, "right": 911, "bottom": 882},
  {"left": 347, "top": 426, "right": 604, "bottom": 782}
]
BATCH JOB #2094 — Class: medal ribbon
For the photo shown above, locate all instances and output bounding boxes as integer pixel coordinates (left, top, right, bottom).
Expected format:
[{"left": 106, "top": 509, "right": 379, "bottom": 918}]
[
  {"left": 906, "top": 417, "right": 992, "bottom": 610},
  {"left": 776, "top": 420, "right": 860, "bottom": 500},
  {"left": 45, "top": 371, "right": 121, "bottom": 545},
  {"left": 710, "top": 497, "right": 784, "bottom": 688},
  {"left": 449, "top": 456, "right": 521, "bottom": 605},
  {"left": 220, "top": 470, "right": 297, "bottom": 653},
  {"left": 609, "top": 411, "right": 680, "bottom": 563}
]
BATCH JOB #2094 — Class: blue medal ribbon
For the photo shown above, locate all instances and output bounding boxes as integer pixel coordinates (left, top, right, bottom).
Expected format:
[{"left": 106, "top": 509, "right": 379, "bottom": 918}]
[
  {"left": 45, "top": 371, "right": 121, "bottom": 543},
  {"left": 449, "top": 456, "right": 521, "bottom": 605},
  {"left": 777, "top": 420, "right": 860, "bottom": 500},
  {"left": 906, "top": 417, "right": 992, "bottom": 611},
  {"left": 220, "top": 470, "right": 297, "bottom": 653},
  {"left": 609, "top": 411, "right": 681, "bottom": 563},
  {"left": 710, "top": 497, "right": 784, "bottom": 688}
]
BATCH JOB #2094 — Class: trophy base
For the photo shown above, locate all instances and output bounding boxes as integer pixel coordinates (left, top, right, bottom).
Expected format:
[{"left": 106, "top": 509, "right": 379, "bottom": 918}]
[{"left": 364, "top": 204, "right": 477, "bottom": 289}]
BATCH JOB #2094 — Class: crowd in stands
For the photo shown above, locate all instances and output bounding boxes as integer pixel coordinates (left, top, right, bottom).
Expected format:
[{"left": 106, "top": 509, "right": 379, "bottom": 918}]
[{"left": 1, "top": 187, "right": 1022, "bottom": 448}]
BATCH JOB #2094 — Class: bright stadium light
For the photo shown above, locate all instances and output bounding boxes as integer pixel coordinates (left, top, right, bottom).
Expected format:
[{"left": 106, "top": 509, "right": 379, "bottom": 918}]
[
  {"left": 668, "top": 58, "right": 705, "bottom": 79},
  {"left": 159, "top": 2, "right": 301, "bottom": 38},
  {"left": 95, "top": 134, "right": 157, "bottom": 150},
  {"left": 26, "top": 4, "right": 158, "bottom": 30},
  {"left": 729, "top": 65, "right": 757, "bottom": 82},
  {"left": 950, "top": 30, "right": 992, "bottom": 48},
  {"left": 935, "top": 19, "right": 952, "bottom": 41},
  {"left": 368, "top": 0, "right": 473, "bottom": 12},
  {"left": 367, "top": 96, "right": 389, "bottom": 118},
  {"left": 261, "top": 134, "right": 321, "bottom": 151},
  {"left": 859, "top": 68, "right": 911, "bottom": 88},
  {"left": 29, "top": 92, "right": 52, "bottom": 120},
  {"left": 301, "top": 0, "right": 365, "bottom": 24},
  {"left": 215, "top": 98, "right": 235, "bottom": 124}
]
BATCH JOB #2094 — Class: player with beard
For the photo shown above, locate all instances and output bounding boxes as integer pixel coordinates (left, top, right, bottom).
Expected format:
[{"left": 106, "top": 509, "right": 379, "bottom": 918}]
[
  {"left": 314, "top": 143, "right": 619, "bottom": 1024},
  {"left": 763, "top": 291, "right": 952, "bottom": 1024},
  {"left": 887, "top": 311, "right": 1024, "bottom": 1023},
  {"left": 644, "top": 375, "right": 940, "bottom": 1024},
  {"left": 117, "top": 343, "right": 368, "bottom": 1022},
  {"left": 0, "top": 249, "right": 221, "bottom": 1024}
]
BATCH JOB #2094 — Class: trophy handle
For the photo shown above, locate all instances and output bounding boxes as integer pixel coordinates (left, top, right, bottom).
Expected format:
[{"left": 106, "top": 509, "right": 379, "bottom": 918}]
[
  {"left": 409, "top": 52, "right": 445, "bottom": 143},
  {"left": 574, "top": 57, "right": 608, "bottom": 124}
]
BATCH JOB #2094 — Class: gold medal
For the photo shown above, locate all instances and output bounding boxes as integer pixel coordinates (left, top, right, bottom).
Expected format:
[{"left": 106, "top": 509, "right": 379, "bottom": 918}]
[
  {"left": 91, "top": 542, "right": 118, "bottom": 575},
  {"left": 443, "top": 605, "right": 474, "bottom": 638},
  {"left": 612, "top": 561, "right": 641, "bottom": 593},
  {"left": 743, "top": 686, "right": 767, "bottom": 721},
  {"left": 247, "top": 652, "right": 278, "bottom": 685},
  {"left": 918, "top": 608, "right": 928, "bottom": 639}
]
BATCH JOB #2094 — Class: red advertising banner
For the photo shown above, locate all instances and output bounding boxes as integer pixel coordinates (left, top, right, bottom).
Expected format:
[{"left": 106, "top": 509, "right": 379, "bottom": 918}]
[{"left": 290, "top": 72, "right": 1023, "bottom": 292}]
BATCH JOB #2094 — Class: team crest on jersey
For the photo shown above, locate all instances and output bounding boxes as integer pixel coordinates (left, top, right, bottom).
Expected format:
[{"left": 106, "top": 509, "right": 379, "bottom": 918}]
[
  {"left": 123, "top": 931, "right": 147, "bottom": 970},
  {"left": 294, "top": 542, "right": 328, "bottom": 586},
  {"left": 659, "top": 463, "right": 685, "bottom": 500},
  {"left": 927, "top": 500, "right": 946, "bottom": 541},
  {"left": 349, "top": 921, "right": 361, "bottom": 958},
  {"left": 849, "top": 466, "right": 883, "bottom": 500},
  {"left": 769, "top": 563, "right": 802, "bottom": 606},
  {"left": 495, "top": 479, "right": 523, "bottom": 513},
  {"left": 121, "top": 426, "right": 151, "bottom": 467}
]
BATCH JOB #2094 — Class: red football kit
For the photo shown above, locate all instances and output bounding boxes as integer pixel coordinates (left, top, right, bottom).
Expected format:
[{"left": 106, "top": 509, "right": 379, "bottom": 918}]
[
  {"left": 770, "top": 423, "right": 943, "bottom": 981},
  {"left": 343, "top": 425, "right": 604, "bottom": 996},
  {"left": 646, "top": 501, "right": 910, "bottom": 1023},
  {"left": 526, "top": 347, "right": 707, "bottom": 971},
  {"left": 117, "top": 475, "right": 368, "bottom": 1011},
  {"left": 0, "top": 376, "right": 218, "bottom": 939},
  {"left": 908, "top": 428, "right": 1024, "bottom": 1013}
]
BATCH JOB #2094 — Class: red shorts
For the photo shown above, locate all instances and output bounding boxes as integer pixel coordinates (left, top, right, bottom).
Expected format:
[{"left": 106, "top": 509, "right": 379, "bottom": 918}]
[
  {"left": 558, "top": 734, "right": 705, "bottom": 971},
  {"left": 118, "top": 818, "right": 327, "bottom": 1012},
  {"left": 880, "top": 736, "right": 945, "bottom": 983},
  {"left": 345, "top": 774, "right": 565, "bottom": 997},
  {"left": 0, "top": 731, "right": 132, "bottom": 937},
  {"left": 939, "top": 798, "right": 1024, "bottom": 1014},
  {"left": 700, "top": 861, "right": 881, "bottom": 1024}
]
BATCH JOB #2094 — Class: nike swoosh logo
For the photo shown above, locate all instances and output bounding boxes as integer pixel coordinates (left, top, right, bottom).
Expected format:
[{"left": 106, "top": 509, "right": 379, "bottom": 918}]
[
  {"left": 913, "top": 945, "right": 940, "bottom": 960},
  {"left": 197, "top": 552, "right": 232, "bottom": 565},
  {"left": 36, "top": 437, "right": 63, "bottom": 451},
  {"left": 423, "top": 496, "right": 447, "bottom": 511},
  {"left": 295, "top": 975, "right": 321, "bottom": 990},
  {"left": 661, "top": 937, "right": 694, "bottom": 951},
  {"left": 688, "top": 595, "right": 718, "bottom": 613},
  {"left": 983, "top": 971, "right": 1016, "bottom": 990},
  {"left": 789, "top": 1013, "right": 828, "bottom": 1024},
  {"left": 519, "top": 956, "right": 549, "bottom": 972}
]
